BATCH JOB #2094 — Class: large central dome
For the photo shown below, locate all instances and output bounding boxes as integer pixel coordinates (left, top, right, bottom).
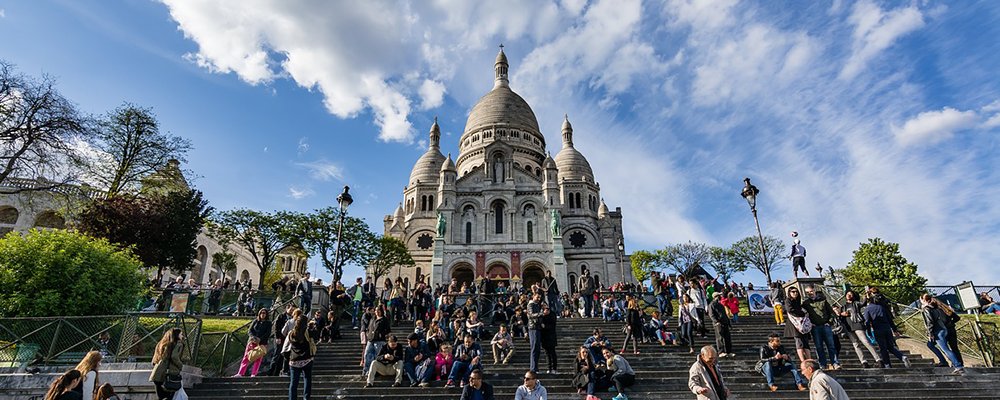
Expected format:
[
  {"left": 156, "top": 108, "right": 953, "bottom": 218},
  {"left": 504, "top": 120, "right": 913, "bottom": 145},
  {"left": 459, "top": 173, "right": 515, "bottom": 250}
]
[
  {"left": 454, "top": 48, "right": 548, "bottom": 175},
  {"left": 463, "top": 86, "right": 540, "bottom": 134}
]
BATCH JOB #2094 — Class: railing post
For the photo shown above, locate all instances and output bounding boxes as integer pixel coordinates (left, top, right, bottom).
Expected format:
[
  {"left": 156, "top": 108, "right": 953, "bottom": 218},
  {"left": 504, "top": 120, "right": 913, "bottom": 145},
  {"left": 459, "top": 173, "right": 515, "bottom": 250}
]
[{"left": 45, "top": 319, "right": 63, "bottom": 364}]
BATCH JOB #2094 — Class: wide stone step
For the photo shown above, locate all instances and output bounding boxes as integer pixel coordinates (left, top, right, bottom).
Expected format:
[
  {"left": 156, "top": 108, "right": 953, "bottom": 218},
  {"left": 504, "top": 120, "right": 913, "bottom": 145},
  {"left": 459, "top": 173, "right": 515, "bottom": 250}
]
[{"left": 188, "top": 316, "right": 999, "bottom": 399}]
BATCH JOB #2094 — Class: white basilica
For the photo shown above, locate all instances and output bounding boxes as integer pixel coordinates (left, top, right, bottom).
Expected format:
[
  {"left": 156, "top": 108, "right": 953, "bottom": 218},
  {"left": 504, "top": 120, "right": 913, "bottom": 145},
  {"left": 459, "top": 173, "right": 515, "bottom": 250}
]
[{"left": 383, "top": 48, "right": 633, "bottom": 293}]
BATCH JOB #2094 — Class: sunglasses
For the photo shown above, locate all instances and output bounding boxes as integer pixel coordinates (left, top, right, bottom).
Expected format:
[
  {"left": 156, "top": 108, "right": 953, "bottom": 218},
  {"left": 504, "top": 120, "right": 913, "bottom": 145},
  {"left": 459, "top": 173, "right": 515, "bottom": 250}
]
[{"left": 524, "top": 377, "right": 535, "bottom": 381}]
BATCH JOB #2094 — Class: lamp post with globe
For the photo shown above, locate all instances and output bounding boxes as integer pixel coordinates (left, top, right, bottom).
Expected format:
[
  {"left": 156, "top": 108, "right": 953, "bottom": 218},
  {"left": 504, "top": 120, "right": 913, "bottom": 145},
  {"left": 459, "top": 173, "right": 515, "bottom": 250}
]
[
  {"left": 740, "top": 178, "right": 772, "bottom": 285},
  {"left": 332, "top": 185, "right": 353, "bottom": 285}
]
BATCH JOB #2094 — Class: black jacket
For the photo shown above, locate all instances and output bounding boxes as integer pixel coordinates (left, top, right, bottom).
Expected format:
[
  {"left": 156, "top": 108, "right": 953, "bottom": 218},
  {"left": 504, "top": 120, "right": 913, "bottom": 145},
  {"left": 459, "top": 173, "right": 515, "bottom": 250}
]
[
  {"left": 708, "top": 300, "right": 730, "bottom": 327},
  {"left": 376, "top": 342, "right": 404, "bottom": 365},
  {"left": 759, "top": 344, "right": 792, "bottom": 368},
  {"left": 249, "top": 319, "right": 272, "bottom": 342},
  {"left": 368, "top": 316, "right": 391, "bottom": 342},
  {"left": 922, "top": 305, "right": 950, "bottom": 334},
  {"left": 272, "top": 312, "right": 290, "bottom": 340},
  {"left": 460, "top": 382, "right": 495, "bottom": 400}
]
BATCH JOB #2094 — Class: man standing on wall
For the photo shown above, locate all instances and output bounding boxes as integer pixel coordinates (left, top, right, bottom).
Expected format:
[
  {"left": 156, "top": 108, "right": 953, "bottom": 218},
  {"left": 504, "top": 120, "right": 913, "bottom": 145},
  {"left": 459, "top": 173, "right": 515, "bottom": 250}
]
[
  {"left": 296, "top": 271, "right": 313, "bottom": 314},
  {"left": 789, "top": 234, "right": 809, "bottom": 278}
]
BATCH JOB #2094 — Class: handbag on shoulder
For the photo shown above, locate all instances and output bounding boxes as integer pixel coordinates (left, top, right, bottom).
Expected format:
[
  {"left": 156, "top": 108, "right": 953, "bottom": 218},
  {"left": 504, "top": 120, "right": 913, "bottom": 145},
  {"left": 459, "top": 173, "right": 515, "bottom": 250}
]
[{"left": 163, "top": 373, "right": 183, "bottom": 392}]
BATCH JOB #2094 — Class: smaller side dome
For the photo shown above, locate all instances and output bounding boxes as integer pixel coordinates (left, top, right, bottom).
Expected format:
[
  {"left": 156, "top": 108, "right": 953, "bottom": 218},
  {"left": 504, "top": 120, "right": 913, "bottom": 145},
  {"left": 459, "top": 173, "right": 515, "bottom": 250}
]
[
  {"left": 598, "top": 199, "right": 609, "bottom": 217},
  {"left": 543, "top": 152, "right": 556, "bottom": 169},
  {"left": 554, "top": 115, "right": 594, "bottom": 182},
  {"left": 394, "top": 203, "right": 404, "bottom": 219},
  {"left": 440, "top": 153, "right": 456, "bottom": 172},
  {"left": 409, "top": 120, "right": 446, "bottom": 184}
]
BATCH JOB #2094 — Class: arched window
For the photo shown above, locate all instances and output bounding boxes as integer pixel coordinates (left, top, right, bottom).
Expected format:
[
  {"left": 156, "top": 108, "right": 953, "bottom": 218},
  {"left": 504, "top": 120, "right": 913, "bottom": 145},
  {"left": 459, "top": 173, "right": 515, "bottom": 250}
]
[
  {"left": 566, "top": 193, "right": 572, "bottom": 207},
  {"left": 575, "top": 193, "right": 582, "bottom": 209},
  {"left": 0, "top": 207, "right": 18, "bottom": 225},
  {"left": 465, "top": 222, "right": 472, "bottom": 244},
  {"left": 34, "top": 211, "right": 65, "bottom": 229},
  {"left": 494, "top": 202, "right": 504, "bottom": 234},
  {"left": 421, "top": 195, "right": 427, "bottom": 211},
  {"left": 526, "top": 221, "right": 533, "bottom": 242},
  {"left": 429, "top": 195, "right": 435, "bottom": 210}
]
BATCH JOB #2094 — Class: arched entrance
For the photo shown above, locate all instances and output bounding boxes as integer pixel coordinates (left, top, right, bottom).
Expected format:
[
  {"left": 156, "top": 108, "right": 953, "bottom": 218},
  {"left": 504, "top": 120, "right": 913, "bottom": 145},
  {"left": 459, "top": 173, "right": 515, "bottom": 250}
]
[
  {"left": 486, "top": 263, "right": 510, "bottom": 294},
  {"left": 193, "top": 246, "right": 208, "bottom": 284},
  {"left": 451, "top": 263, "right": 475, "bottom": 288},
  {"left": 568, "top": 273, "right": 578, "bottom": 294},
  {"left": 521, "top": 264, "right": 545, "bottom": 289}
]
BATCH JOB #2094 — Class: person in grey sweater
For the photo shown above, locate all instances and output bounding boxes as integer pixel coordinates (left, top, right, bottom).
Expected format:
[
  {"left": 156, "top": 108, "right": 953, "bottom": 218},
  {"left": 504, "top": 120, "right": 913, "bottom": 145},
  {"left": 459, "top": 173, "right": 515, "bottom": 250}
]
[
  {"left": 601, "top": 347, "right": 635, "bottom": 400},
  {"left": 801, "top": 359, "right": 849, "bottom": 400}
]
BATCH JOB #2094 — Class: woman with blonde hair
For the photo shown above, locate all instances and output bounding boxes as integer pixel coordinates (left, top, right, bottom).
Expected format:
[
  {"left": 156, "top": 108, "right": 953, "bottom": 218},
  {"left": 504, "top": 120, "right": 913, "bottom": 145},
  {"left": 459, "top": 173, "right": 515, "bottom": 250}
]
[
  {"left": 44, "top": 369, "right": 82, "bottom": 400},
  {"left": 149, "top": 328, "right": 184, "bottom": 400},
  {"left": 72, "top": 350, "right": 102, "bottom": 400},
  {"left": 620, "top": 297, "right": 643, "bottom": 355}
]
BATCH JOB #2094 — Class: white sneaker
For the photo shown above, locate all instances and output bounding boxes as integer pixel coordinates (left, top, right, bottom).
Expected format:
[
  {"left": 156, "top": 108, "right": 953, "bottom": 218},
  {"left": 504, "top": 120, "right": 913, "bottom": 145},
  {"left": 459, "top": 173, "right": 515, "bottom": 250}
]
[
  {"left": 902, "top": 356, "right": 911, "bottom": 368},
  {"left": 719, "top": 352, "right": 728, "bottom": 357}
]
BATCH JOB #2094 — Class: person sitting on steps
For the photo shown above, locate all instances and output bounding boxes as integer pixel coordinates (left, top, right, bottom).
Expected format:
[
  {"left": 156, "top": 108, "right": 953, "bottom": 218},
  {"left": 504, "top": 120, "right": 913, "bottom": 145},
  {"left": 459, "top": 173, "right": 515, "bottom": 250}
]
[{"left": 758, "top": 333, "right": 807, "bottom": 392}]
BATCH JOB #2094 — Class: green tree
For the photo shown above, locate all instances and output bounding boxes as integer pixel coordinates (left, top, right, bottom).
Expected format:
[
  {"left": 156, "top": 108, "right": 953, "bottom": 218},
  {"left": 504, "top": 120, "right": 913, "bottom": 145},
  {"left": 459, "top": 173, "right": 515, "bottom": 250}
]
[
  {"left": 211, "top": 250, "right": 237, "bottom": 280},
  {"left": 707, "top": 246, "right": 745, "bottom": 284},
  {"left": 208, "top": 209, "right": 292, "bottom": 290},
  {"left": 629, "top": 250, "right": 658, "bottom": 284},
  {"left": 658, "top": 241, "right": 712, "bottom": 276},
  {"left": 0, "top": 229, "right": 145, "bottom": 317},
  {"left": 83, "top": 103, "right": 192, "bottom": 198},
  {"left": 730, "top": 235, "right": 786, "bottom": 284},
  {"left": 290, "top": 207, "right": 374, "bottom": 285},
  {"left": 361, "top": 235, "right": 415, "bottom": 284},
  {"left": 842, "top": 238, "right": 927, "bottom": 304},
  {"left": 78, "top": 189, "right": 211, "bottom": 282}
]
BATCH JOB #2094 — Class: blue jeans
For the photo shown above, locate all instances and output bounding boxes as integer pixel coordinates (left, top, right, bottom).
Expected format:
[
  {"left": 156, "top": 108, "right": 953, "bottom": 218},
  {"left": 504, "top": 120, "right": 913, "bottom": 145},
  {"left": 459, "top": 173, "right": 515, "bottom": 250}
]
[
  {"left": 404, "top": 359, "right": 433, "bottom": 384},
  {"left": 811, "top": 324, "right": 839, "bottom": 366},
  {"left": 655, "top": 294, "right": 668, "bottom": 315},
  {"left": 984, "top": 303, "right": 1000, "bottom": 314},
  {"left": 529, "top": 330, "right": 542, "bottom": 372},
  {"left": 582, "top": 295, "right": 594, "bottom": 317},
  {"left": 351, "top": 300, "right": 362, "bottom": 327},
  {"left": 928, "top": 329, "right": 963, "bottom": 368},
  {"left": 447, "top": 360, "right": 479, "bottom": 384},
  {"left": 288, "top": 360, "right": 312, "bottom": 400},
  {"left": 762, "top": 362, "right": 806, "bottom": 386},
  {"left": 363, "top": 341, "right": 385, "bottom": 375}
]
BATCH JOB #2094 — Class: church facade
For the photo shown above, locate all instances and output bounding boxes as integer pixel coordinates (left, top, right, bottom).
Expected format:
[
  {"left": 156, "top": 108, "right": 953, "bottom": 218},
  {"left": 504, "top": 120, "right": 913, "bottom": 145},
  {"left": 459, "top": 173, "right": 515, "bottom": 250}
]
[{"left": 383, "top": 48, "right": 633, "bottom": 293}]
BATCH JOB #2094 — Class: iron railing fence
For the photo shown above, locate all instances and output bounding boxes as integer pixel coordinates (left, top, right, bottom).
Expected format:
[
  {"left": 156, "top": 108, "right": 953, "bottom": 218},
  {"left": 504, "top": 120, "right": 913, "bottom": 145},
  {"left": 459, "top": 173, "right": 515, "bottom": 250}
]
[
  {"left": 819, "top": 283, "right": 998, "bottom": 368},
  {"left": 0, "top": 313, "right": 201, "bottom": 369}
]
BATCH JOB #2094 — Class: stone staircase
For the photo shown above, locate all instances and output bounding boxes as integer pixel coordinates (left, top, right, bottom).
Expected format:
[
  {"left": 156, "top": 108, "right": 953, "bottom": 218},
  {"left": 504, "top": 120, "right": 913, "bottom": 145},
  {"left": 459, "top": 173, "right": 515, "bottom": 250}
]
[{"left": 186, "top": 315, "right": 1000, "bottom": 399}]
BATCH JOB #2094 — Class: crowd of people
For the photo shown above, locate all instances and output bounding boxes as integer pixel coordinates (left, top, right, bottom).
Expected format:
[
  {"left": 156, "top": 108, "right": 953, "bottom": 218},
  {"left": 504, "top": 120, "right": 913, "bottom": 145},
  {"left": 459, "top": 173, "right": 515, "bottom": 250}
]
[{"left": 41, "top": 264, "right": 985, "bottom": 400}]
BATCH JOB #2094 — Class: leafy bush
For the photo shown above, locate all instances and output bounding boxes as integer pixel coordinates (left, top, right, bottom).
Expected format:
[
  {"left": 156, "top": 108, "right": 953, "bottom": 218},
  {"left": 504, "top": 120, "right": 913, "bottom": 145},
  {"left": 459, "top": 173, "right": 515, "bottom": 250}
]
[
  {"left": 843, "top": 237, "right": 927, "bottom": 305},
  {"left": 0, "top": 229, "right": 145, "bottom": 317}
]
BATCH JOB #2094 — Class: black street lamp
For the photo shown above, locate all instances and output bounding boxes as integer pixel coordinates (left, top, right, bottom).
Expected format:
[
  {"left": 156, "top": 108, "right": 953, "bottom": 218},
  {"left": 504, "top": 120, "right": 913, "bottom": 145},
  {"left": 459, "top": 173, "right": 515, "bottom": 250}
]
[
  {"left": 741, "top": 178, "right": 772, "bottom": 285},
  {"left": 332, "top": 185, "right": 353, "bottom": 285},
  {"left": 617, "top": 238, "right": 626, "bottom": 283}
]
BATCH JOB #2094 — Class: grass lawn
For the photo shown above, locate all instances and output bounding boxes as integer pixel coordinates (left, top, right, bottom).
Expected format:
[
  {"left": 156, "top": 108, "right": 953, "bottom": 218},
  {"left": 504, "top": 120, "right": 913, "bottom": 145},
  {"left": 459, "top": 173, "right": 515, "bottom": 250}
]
[{"left": 200, "top": 317, "right": 252, "bottom": 333}]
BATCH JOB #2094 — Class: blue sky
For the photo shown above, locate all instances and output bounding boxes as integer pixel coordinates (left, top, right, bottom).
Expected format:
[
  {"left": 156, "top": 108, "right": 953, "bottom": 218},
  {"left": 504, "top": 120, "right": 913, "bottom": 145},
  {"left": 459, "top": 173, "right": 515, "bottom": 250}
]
[{"left": 2, "top": 0, "right": 998, "bottom": 286}]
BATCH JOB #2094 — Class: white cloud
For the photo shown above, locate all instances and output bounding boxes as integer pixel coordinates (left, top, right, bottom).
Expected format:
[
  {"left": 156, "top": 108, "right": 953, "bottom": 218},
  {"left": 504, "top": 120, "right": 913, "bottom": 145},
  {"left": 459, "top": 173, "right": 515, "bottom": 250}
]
[
  {"left": 692, "top": 24, "right": 817, "bottom": 105},
  {"left": 288, "top": 186, "right": 315, "bottom": 199},
  {"left": 983, "top": 114, "right": 1000, "bottom": 129},
  {"left": 297, "top": 137, "right": 309, "bottom": 154},
  {"left": 295, "top": 160, "right": 344, "bottom": 181},
  {"left": 893, "top": 107, "right": 979, "bottom": 146},
  {"left": 0, "top": 9, "right": 6, "bottom": 18},
  {"left": 418, "top": 79, "right": 446, "bottom": 110},
  {"left": 840, "top": 0, "right": 924, "bottom": 80}
]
